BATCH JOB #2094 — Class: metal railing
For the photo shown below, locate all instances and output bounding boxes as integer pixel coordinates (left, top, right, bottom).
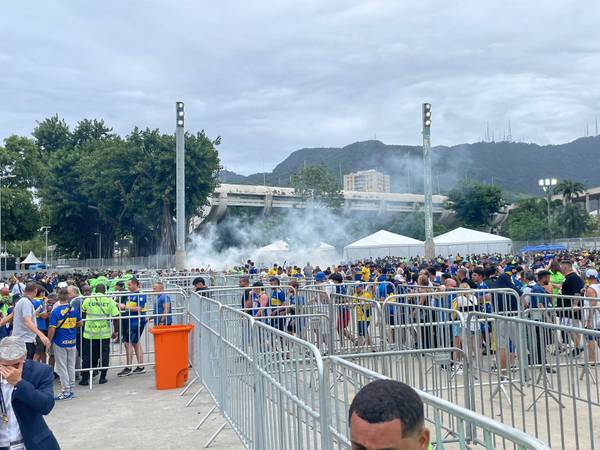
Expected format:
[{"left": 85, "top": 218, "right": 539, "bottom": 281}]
[{"left": 184, "top": 289, "right": 550, "bottom": 449}]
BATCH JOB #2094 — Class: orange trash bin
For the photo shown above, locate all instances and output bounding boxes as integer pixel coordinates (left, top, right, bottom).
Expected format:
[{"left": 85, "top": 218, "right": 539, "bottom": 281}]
[{"left": 150, "top": 324, "right": 194, "bottom": 390}]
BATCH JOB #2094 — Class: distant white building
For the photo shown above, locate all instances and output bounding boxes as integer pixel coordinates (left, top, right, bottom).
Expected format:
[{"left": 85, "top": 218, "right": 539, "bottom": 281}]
[{"left": 343, "top": 169, "right": 390, "bottom": 193}]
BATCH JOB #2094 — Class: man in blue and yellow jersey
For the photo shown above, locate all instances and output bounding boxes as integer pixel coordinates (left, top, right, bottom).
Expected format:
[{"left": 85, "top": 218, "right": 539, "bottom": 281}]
[
  {"left": 117, "top": 278, "right": 147, "bottom": 377},
  {"left": 269, "top": 277, "right": 287, "bottom": 330},
  {"left": 48, "top": 287, "right": 82, "bottom": 400}
]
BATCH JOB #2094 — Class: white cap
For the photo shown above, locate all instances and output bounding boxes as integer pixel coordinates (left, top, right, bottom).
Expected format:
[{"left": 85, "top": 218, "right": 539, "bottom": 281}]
[
  {"left": 57, "top": 282, "right": 68, "bottom": 288},
  {"left": 585, "top": 269, "right": 599, "bottom": 279},
  {"left": 0, "top": 336, "right": 27, "bottom": 361}
]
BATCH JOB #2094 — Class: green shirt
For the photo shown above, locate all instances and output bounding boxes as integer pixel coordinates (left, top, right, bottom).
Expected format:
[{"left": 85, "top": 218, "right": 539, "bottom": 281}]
[{"left": 81, "top": 294, "right": 120, "bottom": 339}]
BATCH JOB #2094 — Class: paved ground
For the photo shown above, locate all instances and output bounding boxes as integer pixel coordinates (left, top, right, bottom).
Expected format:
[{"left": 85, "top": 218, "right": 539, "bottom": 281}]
[{"left": 46, "top": 370, "right": 245, "bottom": 450}]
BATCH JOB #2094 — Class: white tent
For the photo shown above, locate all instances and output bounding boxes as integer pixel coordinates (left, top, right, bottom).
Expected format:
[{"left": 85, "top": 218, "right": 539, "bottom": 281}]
[
  {"left": 344, "top": 230, "right": 424, "bottom": 260},
  {"left": 20, "top": 251, "right": 43, "bottom": 265},
  {"left": 433, "top": 227, "right": 512, "bottom": 257},
  {"left": 257, "top": 240, "right": 289, "bottom": 253}
]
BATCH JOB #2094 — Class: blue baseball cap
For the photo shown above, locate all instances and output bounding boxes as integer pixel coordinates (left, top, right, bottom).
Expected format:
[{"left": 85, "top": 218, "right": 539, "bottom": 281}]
[{"left": 315, "top": 272, "right": 327, "bottom": 282}]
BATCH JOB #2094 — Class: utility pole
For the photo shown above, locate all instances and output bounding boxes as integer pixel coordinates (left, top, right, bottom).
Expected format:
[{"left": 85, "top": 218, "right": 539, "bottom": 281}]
[
  {"left": 422, "top": 103, "right": 435, "bottom": 260},
  {"left": 40, "top": 226, "right": 51, "bottom": 266},
  {"left": 175, "top": 102, "right": 186, "bottom": 271}
]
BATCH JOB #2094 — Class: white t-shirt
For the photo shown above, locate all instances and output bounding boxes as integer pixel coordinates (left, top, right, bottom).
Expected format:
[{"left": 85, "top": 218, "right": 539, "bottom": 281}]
[{"left": 0, "top": 381, "right": 23, "bottom": 446}]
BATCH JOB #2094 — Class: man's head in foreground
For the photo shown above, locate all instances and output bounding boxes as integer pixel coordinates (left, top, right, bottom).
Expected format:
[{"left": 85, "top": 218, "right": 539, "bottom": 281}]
[{"left": 349, "top": 379, "right": 430, "bottom": 450}]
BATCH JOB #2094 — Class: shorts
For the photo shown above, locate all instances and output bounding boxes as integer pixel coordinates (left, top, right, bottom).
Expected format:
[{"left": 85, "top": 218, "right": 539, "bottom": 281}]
[
  {"left": 123, "top": 321, "right": 146, "bottom": 344},
  {"left": 357, "top": 321, "right": 370, "bottom": 337},
  {"left": 337, "top": 310, "right": 350, "bottom": 331},
  {"left": 25, "top": 342, "right": 36, "bottom": 360},
  {"left": 270, "top": 316, "right": 286, "bottom": 331},
  {"left": 495, "top": 320, "right": 519, "bottom": 350},
  {"left": 35, "top": 330, "right": 48, "bottom": 354}
]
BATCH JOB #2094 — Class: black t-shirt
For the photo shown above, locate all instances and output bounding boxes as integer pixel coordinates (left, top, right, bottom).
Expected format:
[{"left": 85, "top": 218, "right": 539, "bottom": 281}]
[{"left": 558, "top": 272, "right": 584, "bottom": 318}]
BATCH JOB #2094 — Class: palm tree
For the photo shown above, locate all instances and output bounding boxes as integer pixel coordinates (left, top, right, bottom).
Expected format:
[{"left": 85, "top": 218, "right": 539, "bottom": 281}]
[{"left": 553, "top": 179, "right": 586, "bottom": 203}]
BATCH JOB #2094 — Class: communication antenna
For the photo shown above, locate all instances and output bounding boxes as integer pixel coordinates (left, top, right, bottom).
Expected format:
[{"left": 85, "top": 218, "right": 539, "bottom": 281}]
[{"left": 507, "top": 120, "right": 512, "bottom": 142}]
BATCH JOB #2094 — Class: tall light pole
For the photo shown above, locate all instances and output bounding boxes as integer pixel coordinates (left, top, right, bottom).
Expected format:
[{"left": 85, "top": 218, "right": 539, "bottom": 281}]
[
  {"left": 538, "top": 178, "right": 558, "bottom": 240},
  {"left": 175, "top": 101, "right": 187, "bottom": 271},
  {"left": 40, "top": 226, "right": 51, "bottom": 266},
  {"left": 94, "top": 232, "right": 102, "bottom": 260},
  {"left": 422, "top": 103, "right": 435, "bottom": 260}
]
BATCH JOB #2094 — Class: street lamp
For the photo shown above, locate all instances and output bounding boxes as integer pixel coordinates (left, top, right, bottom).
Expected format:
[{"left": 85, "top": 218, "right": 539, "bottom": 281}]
[
  {"left": 175, "top": 101, "right": 186, "bottom": 271},
  {"left": 40, "top": 226, "right": 51, "bottom": 267},
  {"left": 422, "top": 103, "right": 435, "bottom": 260},
  {"left": 538, "top": 178, "right": 558, "bottom": 239}
]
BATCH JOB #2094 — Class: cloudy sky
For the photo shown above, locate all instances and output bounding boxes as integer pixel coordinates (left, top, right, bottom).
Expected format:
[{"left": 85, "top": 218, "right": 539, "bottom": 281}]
[{"left": 1, "top": 1, "right": 599, "bottom": 174}]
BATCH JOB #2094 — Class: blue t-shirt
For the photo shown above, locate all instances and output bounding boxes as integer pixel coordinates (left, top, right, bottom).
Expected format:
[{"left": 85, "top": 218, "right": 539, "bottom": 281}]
[
  {"left": 49, "top": 304, "right": 81, "bottom": 348},
  {"left": 154, "top": 293, "right": 172, "bottom": 325},
  {"left": 32, "top": 298, "right": 48, "bottom": 331},
  {"left": 530, "top": 284, "right": 551, "bottom": 308},
  {"left": 269, "top": 289, "right": 286, "bottom": 308},
  {"left": 125, "top": 292, "right": 148, "bottom": 326}
]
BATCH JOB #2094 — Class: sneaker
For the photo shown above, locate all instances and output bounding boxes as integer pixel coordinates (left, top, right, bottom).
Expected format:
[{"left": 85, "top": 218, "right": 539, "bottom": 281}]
[
  {"left": 571, "top": 347, "right": 584, "bottom": 357},
  {"left": 455, "top": 364, "right": 464, "bottom": 375},
  {"left": 99, "top": 378, "right": 108, "bottom": 385},
  {"left": 68, "top": 391, "right": 76, "bottom": 399},
  {"left": 78, "top": 379, "right": 89, "bottom": 386},
  {"left": 132, "top": 366, "right": 145, "bottom": 375},
  {"left": 54, "top": 392, "right": 72, "bottom": 401},
  {"left": 117, "top": 368, "right": 132, "bottom": 377}
]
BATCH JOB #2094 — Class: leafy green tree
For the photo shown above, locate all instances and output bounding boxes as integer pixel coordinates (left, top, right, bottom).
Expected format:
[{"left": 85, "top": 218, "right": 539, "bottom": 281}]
[
  {"left": 291, "top": 164, "right": 343, "bottom": 208},
  {"left": 554, "top": 203, "right": 590, "bottom": 237},
  {"left": 35, "top": 117, "right": 221, "bottom": 258},
  {"left": 506, "top": 198, "right": 549, "bottom": 241},
  {"left": 32, "top": 115, "right": 71, "bottom": 154},
  {"left": 554, "top": 179, "right": 586, "bottom": 203},
  {"left": 0, "top": 136, "right": 43, "bottom": 242},
  {"left": 446, "top": 180, "right": 505, "bottom": 228}
]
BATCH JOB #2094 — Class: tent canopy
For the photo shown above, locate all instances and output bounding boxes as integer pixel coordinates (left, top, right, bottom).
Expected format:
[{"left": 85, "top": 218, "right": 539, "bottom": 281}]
[
  {"left": 20, "top": 251, "right": 43, "bottom": 265},
  {"left": 257, "top": 240, "right": 289, "bottom": 252},
  {"left": 346, "top": 230, "right": 423, "bottom": 249},
  {"left": 433, "top": 227, "right": 512, "bottom": 257},
  {"left": 344, "top": 230, "right": 424, "bottom": 260},
  {"left": 434, "top": 227, "right": 511, "bottom": 245},
  {"left": 318, "top": 242, "right": 336, "bottom": 250}
]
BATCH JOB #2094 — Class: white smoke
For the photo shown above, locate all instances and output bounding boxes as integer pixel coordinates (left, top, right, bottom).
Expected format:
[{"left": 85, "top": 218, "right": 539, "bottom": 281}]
[{"left": 186, "top": 205, "right": 362, "bottom": 271}]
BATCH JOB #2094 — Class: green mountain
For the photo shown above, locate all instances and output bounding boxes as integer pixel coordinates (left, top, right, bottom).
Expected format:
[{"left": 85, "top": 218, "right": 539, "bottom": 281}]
[{"left": 220, "top": 136, "right": 599, "bottom": 195}]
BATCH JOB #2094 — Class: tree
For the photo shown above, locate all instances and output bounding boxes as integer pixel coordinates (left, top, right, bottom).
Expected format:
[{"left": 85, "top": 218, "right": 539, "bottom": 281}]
[
  {"left": 0, "top": 136, "right": 43, "bottom": 243},
  {"left": 554, "top": 203, "right": 590, "bottom": 237},
  {"left": 32, "top": 115, "right": 71, "bottom": 154},
  {"left": 554, "top": 179, "right": 586, "bottom": 203},
  {"left": 446, "top": 180, "right": 505, "bottom": 228},
  {"left": 34, "top": 117, "right": 221, "bottom": 258},
  {"left": 506, "top": 198, "right": 549, "bottom": 241},
  {"left": 291, "top": 164, "right": 343, "bottom": 208}
]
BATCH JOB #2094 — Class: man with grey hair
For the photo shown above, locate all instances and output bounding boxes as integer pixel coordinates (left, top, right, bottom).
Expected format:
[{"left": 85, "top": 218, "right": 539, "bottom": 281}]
[{"left": 0, "top": 336, "right": 59, "bottom": 449}]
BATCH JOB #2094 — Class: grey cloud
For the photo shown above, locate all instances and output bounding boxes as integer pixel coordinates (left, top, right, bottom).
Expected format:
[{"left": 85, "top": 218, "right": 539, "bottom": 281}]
[{"left": 1, "top": 0, "right": 599, "bottom": 174}]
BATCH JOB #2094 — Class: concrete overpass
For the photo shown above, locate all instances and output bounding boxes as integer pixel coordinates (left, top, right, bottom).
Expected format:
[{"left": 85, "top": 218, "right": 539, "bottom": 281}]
[{"left": 191, "top": 183, "right": 448, "bottom": 228}]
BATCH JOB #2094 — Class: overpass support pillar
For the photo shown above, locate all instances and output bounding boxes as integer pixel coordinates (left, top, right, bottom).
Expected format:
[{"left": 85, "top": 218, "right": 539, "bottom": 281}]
[
  {"left": 585, "top": 194, "right": 590, "bottom": 212},
  {"left": 264, "top": 192, "right": 273, "bottom": 216}
]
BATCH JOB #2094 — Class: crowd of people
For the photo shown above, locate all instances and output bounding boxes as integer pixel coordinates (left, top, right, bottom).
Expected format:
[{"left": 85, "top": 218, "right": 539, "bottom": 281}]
[
  {"left": 0, "top": 270, "right": 176, "bottom": 403},
  {"left": 210, "top": 250, "right": 600, "bottom": 375}
]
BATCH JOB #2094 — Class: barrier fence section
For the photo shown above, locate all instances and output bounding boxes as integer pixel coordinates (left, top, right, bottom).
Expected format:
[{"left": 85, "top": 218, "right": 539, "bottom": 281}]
[
  {"left": 185, "top": 290, "right": 550, "bottom": 450},
  {"left": 71, "top": 288, "right": 187, "bottom": 387}
]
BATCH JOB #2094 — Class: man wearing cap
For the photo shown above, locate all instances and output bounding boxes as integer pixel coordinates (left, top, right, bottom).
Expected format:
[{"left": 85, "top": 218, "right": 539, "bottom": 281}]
[{"left": 0, "top": 336, "right": 60, "bottom": 449}]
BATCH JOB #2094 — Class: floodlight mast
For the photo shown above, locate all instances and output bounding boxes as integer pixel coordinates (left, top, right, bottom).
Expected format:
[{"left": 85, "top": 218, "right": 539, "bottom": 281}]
[
  {"left": 175, "top": 101, "right": 186, "bottom": 271},
  {"left": 422, "top": 103, "right": 435, "bottom": 260}
]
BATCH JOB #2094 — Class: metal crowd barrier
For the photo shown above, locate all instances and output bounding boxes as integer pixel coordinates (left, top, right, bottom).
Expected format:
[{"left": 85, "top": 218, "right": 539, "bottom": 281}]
[
  {"left": 184, "top": 290, "right": 550, "bottom": 450},
  {"left": 70, "top": 289, "right": 187, "bottom": 388}
]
